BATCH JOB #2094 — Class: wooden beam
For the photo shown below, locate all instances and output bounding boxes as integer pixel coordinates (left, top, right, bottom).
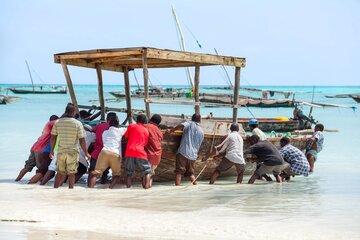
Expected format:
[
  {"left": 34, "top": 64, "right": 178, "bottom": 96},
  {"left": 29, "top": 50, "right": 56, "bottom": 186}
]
[
  {"left": 123, "top": 67, "right": 133, "bottom": 123},
  {"left": 95, "top": 64, "right": 106, "bottom": 120},
  {"left": 142, "top": 49, "right": 151, "bottom": 119},
  {"left": 60, "top": 60, "right": 79, "bottom": 113},
  {"left": 146, "top": 48, "right": 246, "bottom": 67},
  {"left": 232, "top": 67, "right": 241, "bottom": 122},
  {"left": 194, "top": 65, "right": 200, "bottom": 114}
]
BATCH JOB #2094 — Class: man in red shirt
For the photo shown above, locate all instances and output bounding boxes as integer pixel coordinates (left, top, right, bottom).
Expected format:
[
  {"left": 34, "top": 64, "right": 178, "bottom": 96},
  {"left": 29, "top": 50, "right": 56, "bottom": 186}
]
[
  {"left": 144, "top": 114, "right": 163, "bottom": 187},
  {"left": 15, "top": 115, "right": 59, "bottom": 183},
  {"left": 87, "top": 112, "right": 116, "bottom": 186},
  {"left": 123, "top": 114, "right": 151, "bottom": 189}
]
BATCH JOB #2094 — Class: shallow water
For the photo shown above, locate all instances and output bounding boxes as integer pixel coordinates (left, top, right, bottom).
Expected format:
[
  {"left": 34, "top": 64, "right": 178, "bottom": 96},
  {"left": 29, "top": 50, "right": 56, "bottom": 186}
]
[{"left": 0, "top": 85, "right": 359, "bottom": 239}]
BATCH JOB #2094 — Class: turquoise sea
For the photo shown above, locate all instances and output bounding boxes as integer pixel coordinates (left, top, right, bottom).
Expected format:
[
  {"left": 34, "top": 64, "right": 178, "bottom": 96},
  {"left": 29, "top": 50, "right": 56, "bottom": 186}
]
[{"left": 0, "top": 84, "right": 359, "bottom": 239}]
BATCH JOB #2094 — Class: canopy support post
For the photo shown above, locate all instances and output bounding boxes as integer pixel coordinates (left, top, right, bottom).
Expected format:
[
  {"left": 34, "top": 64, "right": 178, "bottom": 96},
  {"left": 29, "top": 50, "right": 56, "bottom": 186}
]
[
  {"left": 232, "top": 67, "right": 241, "bottom": 123},
  {"left": 95, "top": 64, "right": 106, "bottom": 120},
  {"left": 194, "top": 65, "right": 200, "bottom": 115},
  {"left": 123, "top": 67, "right": 133, "bottom": 123},
  {"left": 142, "top": 49, "right": 151, "bottom": 119},
  {"left": 60, "top": 60, "right": 79, "bottom": 114}
]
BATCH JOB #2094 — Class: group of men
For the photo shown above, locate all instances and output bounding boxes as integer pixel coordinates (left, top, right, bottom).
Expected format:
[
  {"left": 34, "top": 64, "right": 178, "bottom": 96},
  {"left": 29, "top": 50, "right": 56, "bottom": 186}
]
[{"left": 15, "top": 103, "right": 325, "bottom": 188}]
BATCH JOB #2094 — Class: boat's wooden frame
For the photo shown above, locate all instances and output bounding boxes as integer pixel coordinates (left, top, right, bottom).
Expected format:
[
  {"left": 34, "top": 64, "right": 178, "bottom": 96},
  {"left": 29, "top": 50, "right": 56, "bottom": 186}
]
[{"left": 54, "top": 47, "right": 311, "bottom": 181}]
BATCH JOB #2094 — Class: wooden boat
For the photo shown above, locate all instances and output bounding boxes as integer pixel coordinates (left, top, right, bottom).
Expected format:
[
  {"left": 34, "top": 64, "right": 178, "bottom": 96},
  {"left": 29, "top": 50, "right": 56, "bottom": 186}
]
[
  {"left": 9, "top": 86, "right": 67, "bottom": 94},
  {"left": 9, "top": 61, "right": 67, "bottom": 94},
  {"left": 200, "top": 93, "right": 295, "bottom": 108},
  {"left": 0, "top": 95, "right": 20, "bottom": 104},
  {"left": 156, "top": 131, "right": 310, "bottom": 181},
  {"left": 110, "top": 87, "right": 186, "bottom": 99},
  {"left": 54, "top": 46, "right": 313, "bottom": 181},
  {"left": 351, "top": 95, "right": 360, "bottom": 103},
  {"left": 325, "top": 93, "right": 360, "bottom": 98}
]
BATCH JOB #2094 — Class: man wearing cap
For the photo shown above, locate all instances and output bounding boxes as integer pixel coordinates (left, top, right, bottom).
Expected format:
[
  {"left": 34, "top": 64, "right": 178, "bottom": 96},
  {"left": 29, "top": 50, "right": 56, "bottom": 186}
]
[{"left": 249, "top": 118, "right": 267, "bottom": 140}]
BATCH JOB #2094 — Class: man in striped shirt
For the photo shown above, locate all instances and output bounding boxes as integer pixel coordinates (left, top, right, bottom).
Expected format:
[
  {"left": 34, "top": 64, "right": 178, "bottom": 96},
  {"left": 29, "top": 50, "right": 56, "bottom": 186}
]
[{"left": 50, "top": 104, "right": 90, "bottom": 189}]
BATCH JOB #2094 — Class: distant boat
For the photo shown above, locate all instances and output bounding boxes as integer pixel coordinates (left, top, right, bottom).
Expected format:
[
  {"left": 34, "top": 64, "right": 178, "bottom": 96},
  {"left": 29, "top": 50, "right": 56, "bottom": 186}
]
[
  {"left": 351, "top": 95, "right": 360, "bottom": 103},
  {"left": 9, "top": 60, "right": 67, "bottom": 94},
  {"left": 0, "top": 95, "right": 20, "bottom": 104}
]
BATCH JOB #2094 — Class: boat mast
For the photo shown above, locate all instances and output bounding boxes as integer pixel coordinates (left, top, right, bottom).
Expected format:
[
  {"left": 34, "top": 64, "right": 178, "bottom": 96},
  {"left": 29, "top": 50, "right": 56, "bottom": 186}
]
[
  {"left": 25, "top": 60, "right": 35, "bottom": 92},
  {"left": 171, "top": 5, "right": 194, "bottom": 89}
]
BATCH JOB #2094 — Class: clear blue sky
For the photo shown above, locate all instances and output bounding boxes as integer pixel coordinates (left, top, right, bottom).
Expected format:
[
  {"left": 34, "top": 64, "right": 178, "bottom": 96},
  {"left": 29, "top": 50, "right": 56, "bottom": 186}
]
[{"left": 0, "top": 0, "right": 359, "bottom": 86}]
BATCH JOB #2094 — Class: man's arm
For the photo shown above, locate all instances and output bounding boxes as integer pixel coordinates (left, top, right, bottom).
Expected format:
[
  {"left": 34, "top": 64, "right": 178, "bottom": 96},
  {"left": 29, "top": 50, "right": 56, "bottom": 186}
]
[
  {"left": 79, "top": 138, "right": 90, "bottom": 159},
  {"left": 49, "top": 134, "right": 57, "bottom": 159}
]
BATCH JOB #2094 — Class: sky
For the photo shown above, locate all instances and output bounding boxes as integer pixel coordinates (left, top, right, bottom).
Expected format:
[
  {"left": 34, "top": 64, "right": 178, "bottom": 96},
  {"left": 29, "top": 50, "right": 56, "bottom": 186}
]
[{"left": 0, "top": 0, "right": 359, "bottom": 86}]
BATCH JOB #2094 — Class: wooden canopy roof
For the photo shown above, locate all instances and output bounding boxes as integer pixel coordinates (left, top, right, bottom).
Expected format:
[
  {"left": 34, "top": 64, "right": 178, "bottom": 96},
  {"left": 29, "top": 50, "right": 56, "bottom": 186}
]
[{"left": 54, "top": 47, "right": 246, "bottom": 72}]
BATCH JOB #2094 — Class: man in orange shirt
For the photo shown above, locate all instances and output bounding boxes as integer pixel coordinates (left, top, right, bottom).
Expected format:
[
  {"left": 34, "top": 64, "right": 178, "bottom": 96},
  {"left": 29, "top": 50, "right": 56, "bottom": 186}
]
[{"left": 144, "top": 114, "right": 163, "bottom": 187}]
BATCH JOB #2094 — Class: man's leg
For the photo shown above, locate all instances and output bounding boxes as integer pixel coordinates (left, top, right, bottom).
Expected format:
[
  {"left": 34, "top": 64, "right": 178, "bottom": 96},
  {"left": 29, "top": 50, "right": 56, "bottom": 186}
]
[
  {"left": 125, "top": 158, "right": 135, "bottom": 188},
  {"left": 16, "top": 152, "right": 36, "bottom": 181},
  {"left": 68, "top": 174, "right": 75, "bottom": 189},
  {"left": 174, "top": 154, "right": 186, "bottom": 186},
  {"left": 248, "top": 172, "right": 259, "bottom": 184},
  {"left": 175, "top": 173, "right": 182, "bottom": 186},
  {"left": 28, "top": 172, "right": 44, "bottom": 184},
  {"left": 108, "top": 153, "right": 121, "bottom": 189},
  {"left": 15, "top": 168, "right": 30, "bottom": 182},
  {"left": 54, "top": 172, "right": 66, "bottom": 188},
  {"left": 307, "top": 154, "right": 315, "bottom": 172},
  {"left": 100, "top": 168, "right": 110, "bottom": 184},
  {"left": 149, "top": 165, "right": 157, "bottom": 187},
  {"left": 209, "top": 170, "right": 220, "bottom": 184},
  {"left": 40, "top": 170, "right": 55, "bottom": 185},
  {"left": 236, "top": 164, "right": 245, "bottom": 184},
  {"left": 87, "top": 158, "right": 97, "bottom": 187}
]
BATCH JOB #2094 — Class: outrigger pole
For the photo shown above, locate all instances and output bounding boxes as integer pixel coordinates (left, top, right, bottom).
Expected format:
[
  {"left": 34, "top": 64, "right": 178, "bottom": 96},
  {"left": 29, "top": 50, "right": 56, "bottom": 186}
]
[{"left": 60, "top": 60, "right": 79, "bottom": 114}]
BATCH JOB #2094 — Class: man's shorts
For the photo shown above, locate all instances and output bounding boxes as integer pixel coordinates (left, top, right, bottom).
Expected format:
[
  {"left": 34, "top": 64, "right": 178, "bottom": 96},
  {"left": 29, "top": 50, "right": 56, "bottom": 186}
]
[
  {"left": 174, "top": 154, "right": 195, "bottom": 176},
  {"left": 255, "top": 162, "right": 290, "bottom": 176},
  {"left": 57, "top": 151, "right": 79, "bottom": 175},
  {"left": 306, "top": 150, "right": 318, "bottom": 161},
  {"left": 215, "top": 157, "right": 245, "bottom": 174},
  {"left": 24, "top": 151, "right": 36, "bottom": 172},
  {"left": 125, "top": 157, "right": 151, "bottom": 177},
  {"left": 34, "top": 152, "right": 51, "bottom": 174},
  {"left": 92, "top": 150, "right": 122, "bottom": 177}
]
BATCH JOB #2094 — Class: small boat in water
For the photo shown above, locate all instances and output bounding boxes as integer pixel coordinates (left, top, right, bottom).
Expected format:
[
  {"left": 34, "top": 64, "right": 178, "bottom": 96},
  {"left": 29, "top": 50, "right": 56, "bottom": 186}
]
[
  {"left": 110, "top": 87, "right": 186, "bottom": 99},
  {"left": 351, "top": 95, "right": 360, "bottom": 103},
  {"left": 0, "top": 95, "right": 20, "bottom": 104},
  {"left": 9, "top": 61, "right": 67, "bottom": 94}
]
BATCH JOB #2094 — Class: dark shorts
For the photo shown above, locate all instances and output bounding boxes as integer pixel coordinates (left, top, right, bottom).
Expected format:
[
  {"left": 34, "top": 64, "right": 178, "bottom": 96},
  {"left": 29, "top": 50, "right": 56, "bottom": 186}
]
[
  {"left": 77, "top": 162, "right": 88, "bottom": 176},
  {"left": 89, "top": 157, "right": 97, "bottom": 172},
  {"left": 24, "top": 151, "right": 36, "bottom": 172},
  {"left": 215, "top": 157, "right": 245, "bottom": 174},
  {"left": 35, "top": 152, "right": 52, "bottom": 174},
  {"left": 174, "top": 154, "right": 195, "bottom": 176},
  {"left": 125, "top": 157, "right": 151, "bottom": 177}
]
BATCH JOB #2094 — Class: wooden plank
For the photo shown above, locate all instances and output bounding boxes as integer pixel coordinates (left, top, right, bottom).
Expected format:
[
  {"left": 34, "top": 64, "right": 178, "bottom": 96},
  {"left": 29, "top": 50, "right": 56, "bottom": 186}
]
[
  {"left": 123, "top": 67, "right": 133, "bottom": 123},
  {"left": 60, "top": 60, "right": 79, "bottom": 113},
  {"left": 194, "top": 65, "right": 200, "bottom": 114},
  {"left": 54, "top": 49, "right": 143, "bottom": 61},
  {"left": 232, "top": 67, "right": 241, "bottom": 122},
  {"left": 95, "top": 63, "right": 106, "bottom": 120},
  {"left": 142, "top": 49, "right": 151, "bottom": 119},
  {"left": 146, "top": 48, "right": 246, "bottom": 67}
]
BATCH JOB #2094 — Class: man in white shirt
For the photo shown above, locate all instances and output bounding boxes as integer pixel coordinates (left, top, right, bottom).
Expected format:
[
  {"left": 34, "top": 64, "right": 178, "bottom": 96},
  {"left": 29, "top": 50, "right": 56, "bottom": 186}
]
[
  {"left": 209, "top": 123, "right": 246, "bottom": 184},
  {"left": 88, "top": 113, "right": 126, "bottom": 189},
  {"left": 249, "top": 118, "right": 267, "bottom": 140}
]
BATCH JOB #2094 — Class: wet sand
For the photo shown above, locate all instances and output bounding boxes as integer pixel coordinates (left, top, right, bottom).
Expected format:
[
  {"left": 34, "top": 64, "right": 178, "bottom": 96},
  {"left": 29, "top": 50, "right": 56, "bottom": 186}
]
[{"left": 0, "top": 180, "right": 359, "bottom": 240}]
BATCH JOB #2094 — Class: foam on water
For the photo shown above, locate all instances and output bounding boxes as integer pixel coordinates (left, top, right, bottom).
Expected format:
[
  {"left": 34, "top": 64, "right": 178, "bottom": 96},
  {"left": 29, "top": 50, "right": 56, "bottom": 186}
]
[{"left": 0, "top": 85, "right": 359, "bottom": 239}]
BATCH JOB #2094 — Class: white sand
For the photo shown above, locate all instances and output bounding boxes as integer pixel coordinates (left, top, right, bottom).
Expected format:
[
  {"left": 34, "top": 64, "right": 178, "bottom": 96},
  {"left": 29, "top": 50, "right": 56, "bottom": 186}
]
[{"left": 0, "top": 181, "right": 359, "bottom": 240}]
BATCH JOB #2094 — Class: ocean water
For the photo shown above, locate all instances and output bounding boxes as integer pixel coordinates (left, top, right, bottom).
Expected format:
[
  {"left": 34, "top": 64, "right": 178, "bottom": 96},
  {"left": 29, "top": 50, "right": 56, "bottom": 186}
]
[{"left": 0, "top": 84, "right": 359, "bottom": 239}]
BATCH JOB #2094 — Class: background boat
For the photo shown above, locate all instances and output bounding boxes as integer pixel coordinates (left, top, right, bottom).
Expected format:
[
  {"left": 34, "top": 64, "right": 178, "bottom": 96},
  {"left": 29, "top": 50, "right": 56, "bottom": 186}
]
[{"left": 9, "top": 60, "right": 67, "bottom": 94}]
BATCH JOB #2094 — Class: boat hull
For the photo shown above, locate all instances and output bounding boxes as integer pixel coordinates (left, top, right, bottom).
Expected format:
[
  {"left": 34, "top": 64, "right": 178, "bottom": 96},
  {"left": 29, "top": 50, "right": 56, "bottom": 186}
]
[
  {"left": 9, "top": 88, "right": 67, "bottom": 94},
  {"left": 153, "top": 132, "right": 310, "bottom": 181}
]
